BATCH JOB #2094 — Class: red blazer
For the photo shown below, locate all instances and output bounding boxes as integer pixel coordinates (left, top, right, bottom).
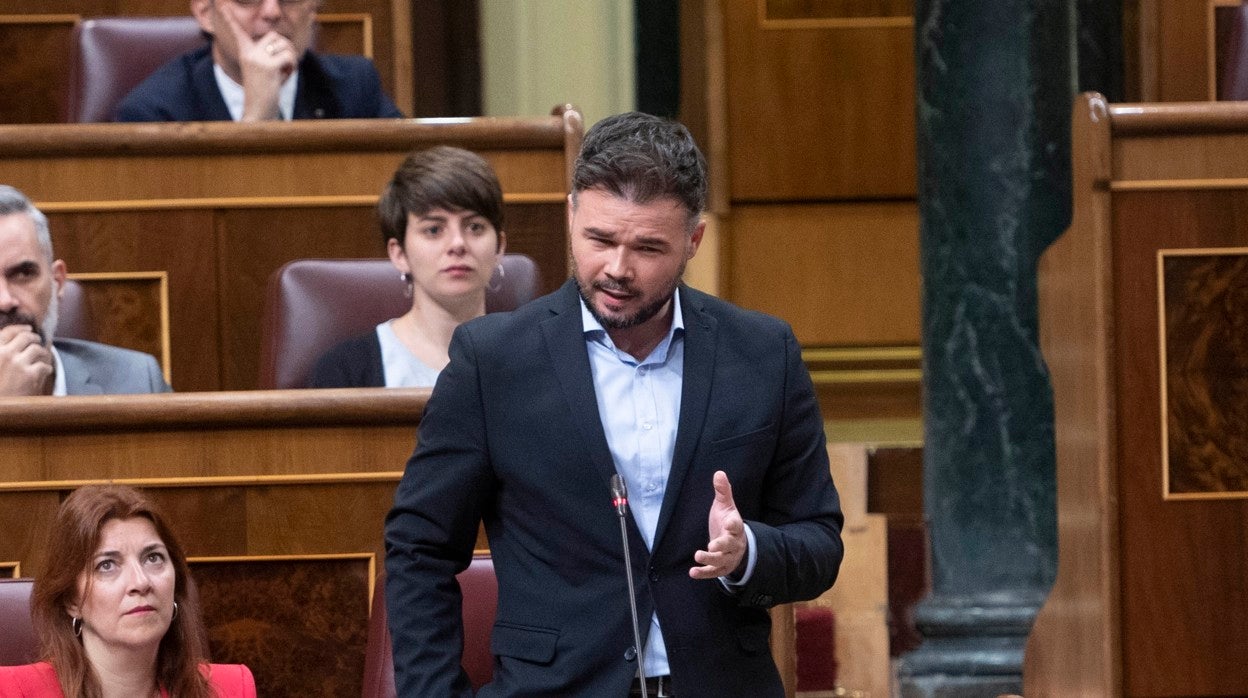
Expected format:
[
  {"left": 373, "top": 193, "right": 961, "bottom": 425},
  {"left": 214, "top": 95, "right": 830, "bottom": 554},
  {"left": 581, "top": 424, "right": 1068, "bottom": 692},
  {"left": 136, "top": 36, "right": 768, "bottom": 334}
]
[{"left": 0, "top": 661, "right": 255, "bottom": 697}]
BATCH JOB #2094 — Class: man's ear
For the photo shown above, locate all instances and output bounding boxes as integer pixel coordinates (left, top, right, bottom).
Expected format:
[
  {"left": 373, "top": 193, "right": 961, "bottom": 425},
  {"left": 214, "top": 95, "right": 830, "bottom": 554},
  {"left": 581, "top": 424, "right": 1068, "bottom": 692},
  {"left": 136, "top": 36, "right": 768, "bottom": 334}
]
[
  {"left": 190, "top": 0, "right": 215, "bottom": 35},
  {"left": 51, "top": 259, "right": 67, "bottom": 299},
  {"left": 686, "top": 219, "right": 706, "bottom": 260}
]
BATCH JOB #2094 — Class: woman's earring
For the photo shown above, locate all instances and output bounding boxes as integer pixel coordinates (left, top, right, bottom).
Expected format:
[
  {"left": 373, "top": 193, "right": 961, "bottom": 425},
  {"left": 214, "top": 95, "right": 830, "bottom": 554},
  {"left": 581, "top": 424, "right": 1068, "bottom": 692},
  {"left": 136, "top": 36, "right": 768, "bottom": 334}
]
[
  {"left": 400, "top": 272, "right": 413, "bottom": 299},
  {"left": 172, "top": 602, "right": 179, "bottom": 620},
  {"left": 487, "top": 263, "right": 505, "bottom": 293},
  {"left": 72, "top": 616, "right": 82, "bottom": 637}
]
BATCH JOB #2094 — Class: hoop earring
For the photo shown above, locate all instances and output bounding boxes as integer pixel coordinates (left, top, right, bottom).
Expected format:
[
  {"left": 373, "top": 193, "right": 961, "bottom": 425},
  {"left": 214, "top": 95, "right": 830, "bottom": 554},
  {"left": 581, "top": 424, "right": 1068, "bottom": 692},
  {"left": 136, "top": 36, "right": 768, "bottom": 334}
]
[
  {"left": 172, "top": 602, "right": 179, "bottom": 620},
  {"left": 487, "top": 262, "right": 504, "bottom": 293},
  {"left": 400, "top": 272, "right": 413, "bottom": 299},
  {"left": 72, "top": 617, "right": 82, "bottom": 637}
]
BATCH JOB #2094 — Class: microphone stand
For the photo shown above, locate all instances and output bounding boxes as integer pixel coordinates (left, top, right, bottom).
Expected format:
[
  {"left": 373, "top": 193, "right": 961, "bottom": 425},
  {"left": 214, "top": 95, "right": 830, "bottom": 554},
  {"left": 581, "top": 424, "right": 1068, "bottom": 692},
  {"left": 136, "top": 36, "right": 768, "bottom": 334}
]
[{"left": 611, "top": 474, "right": 648, "bottom": 698}]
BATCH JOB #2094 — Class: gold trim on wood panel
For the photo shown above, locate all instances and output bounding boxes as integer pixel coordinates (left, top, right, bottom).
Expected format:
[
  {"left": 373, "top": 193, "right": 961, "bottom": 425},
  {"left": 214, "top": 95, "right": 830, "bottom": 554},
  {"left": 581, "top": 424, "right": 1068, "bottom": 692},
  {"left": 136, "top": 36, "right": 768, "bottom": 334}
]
[
  {"left": 802, "top": 345, "right": 923, "bottom": 386},
  {"left": 1158, "top": 247, "right": 1248, "bottom": 500},
  {"left": 1110, "top": 178, "right": 1248, "bottom": 191},
  {"left": 67, "top": 271, "right": 171, "bottom": 384},
  {"left": 0, "top": 561, "right": 20, "bottom": 578},
  {"left": 755, "top": 0, "right": 912, "bottom": 29},
  {"left": 318, "top": 13, "right": 374, "bottom": 59},
  {"left": 0, "top": 472, "right": 404, "bottom": 493},
  {"left": 0, "top": 14, "right": 79, "bottom": 24},
  {"left": 808, "top": 369, "right": 923, "bottom": 384},
  {"left": 37, "top": 193, "right": 565, "bottom": 213}
]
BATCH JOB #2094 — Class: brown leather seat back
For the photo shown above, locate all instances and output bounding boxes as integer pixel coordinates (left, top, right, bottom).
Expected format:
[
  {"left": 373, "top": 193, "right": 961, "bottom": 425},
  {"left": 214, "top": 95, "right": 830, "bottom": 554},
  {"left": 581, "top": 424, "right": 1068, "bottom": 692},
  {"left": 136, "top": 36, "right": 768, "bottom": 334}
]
[
  {"left": 361, "top": 556, "right": 498, "bottom": 698},
  {"left": 0, "top": 579, "right": 38, "bottom": 666},
  {"left": 65, "top": 17, "right": 207, "bottom": 123},
  {"left": 56, "top": 279, "right": 92, "bottom": 342},
  {"left": 258, "top": 255, "right": 541, "bottom": 389}
]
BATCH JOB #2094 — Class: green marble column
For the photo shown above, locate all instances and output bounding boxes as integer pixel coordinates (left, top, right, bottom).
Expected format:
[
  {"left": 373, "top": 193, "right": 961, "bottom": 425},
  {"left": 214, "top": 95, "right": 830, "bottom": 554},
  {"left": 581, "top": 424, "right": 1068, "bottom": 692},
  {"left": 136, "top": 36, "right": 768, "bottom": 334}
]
[{"left": 900, "top": 1, "right": 1072, "bottom": 695}]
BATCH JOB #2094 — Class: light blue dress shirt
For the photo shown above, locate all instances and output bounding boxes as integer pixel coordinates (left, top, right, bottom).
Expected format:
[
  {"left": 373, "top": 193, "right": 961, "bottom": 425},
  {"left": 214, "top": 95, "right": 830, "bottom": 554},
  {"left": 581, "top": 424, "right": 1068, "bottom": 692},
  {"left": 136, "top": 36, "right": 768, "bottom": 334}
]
[{"left": 580, "top": 292, "right": 756, "bottom": 680}]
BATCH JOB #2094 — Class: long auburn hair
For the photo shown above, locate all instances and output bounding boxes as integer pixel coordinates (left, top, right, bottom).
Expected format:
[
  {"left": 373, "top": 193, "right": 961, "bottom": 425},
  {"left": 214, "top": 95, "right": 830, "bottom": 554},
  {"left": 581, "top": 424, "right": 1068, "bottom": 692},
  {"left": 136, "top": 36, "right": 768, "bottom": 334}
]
[{"left": 30, "top": 485, "right": 215, "bottom": 698}]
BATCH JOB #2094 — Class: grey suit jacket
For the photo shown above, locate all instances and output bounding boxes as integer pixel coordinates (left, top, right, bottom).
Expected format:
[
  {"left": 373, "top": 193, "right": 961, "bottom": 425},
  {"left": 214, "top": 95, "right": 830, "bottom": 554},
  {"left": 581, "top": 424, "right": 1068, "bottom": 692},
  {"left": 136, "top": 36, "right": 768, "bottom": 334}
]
[{"left": 53, "top": 338, "right": 171, "bottom": 395}]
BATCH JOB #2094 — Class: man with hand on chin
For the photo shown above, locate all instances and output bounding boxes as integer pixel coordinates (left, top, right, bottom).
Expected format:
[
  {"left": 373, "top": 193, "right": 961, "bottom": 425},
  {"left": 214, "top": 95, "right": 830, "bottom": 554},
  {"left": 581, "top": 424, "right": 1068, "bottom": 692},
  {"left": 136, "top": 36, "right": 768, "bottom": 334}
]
[
  {"left": 0, "top": 186, "right": 170, "bottom": 396},
  {"left": 115, "top": 0, "right": 402, "bottom": 122}
]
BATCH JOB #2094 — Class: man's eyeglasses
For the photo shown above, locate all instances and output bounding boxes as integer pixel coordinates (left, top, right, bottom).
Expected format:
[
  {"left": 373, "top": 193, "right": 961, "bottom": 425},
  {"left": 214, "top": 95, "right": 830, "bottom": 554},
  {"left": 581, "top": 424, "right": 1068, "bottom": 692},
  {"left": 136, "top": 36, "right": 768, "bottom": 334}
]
[{"left": 230, "top": 0, "right": 312, "bottom": 7}]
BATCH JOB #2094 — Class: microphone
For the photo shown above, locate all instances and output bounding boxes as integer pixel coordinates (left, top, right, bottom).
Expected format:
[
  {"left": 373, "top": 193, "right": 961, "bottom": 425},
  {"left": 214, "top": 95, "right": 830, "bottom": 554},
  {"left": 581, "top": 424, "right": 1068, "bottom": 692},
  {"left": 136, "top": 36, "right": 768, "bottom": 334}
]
[{"left": 610, "top": 474, "right": 648, "bottom": 698}]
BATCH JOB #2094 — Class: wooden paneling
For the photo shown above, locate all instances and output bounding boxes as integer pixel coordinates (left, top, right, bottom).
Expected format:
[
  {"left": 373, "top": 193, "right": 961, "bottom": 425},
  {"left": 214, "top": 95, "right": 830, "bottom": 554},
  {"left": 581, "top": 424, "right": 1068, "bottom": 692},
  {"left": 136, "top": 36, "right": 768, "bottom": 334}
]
[
  {"left": 66, "top": 272, "right": 170, "bottom": 378},
  {"left": 727, "top": 202, "right": 920, "bottom": 345},
  {"left": 0, "top": 116, "right": 580, "bottom": 391},
  {"left": 1113, "top": 189, "right": 1248, "bottom": 695},
  {"left": 1027, "top": 94, "right": 1248, "bottom": 696},
  {"left": 0, "top": 17, "right": 75, "bottom": 123},
  {"left": 721, "top": 1, "right": 915, "bottom": 201}
]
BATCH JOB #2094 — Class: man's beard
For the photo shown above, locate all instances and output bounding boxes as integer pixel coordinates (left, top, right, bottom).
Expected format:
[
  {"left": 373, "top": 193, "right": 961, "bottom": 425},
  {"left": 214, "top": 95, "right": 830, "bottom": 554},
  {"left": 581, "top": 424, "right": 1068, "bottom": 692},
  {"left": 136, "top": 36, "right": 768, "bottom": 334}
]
[
  {"left": 0, "top": 290, "right": 57, "bottom": 346},
  {"left": 575, "top": 261, "right": 685, "bottom": 331}
]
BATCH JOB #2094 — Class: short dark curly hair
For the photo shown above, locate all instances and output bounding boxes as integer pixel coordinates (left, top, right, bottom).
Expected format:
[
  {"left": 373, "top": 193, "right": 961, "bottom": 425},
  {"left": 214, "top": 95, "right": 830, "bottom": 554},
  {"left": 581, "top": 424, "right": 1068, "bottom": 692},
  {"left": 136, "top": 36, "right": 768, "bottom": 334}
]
[{"left": 571, "top": 112, "right": 707, "bottom": 228}]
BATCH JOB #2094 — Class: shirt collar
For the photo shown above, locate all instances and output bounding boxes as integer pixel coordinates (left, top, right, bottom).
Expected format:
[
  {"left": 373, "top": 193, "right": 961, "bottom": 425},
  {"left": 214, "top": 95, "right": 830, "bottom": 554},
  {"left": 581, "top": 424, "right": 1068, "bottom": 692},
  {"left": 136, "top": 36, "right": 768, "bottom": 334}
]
[
  {"left": 49, "top": 344, "right": 67, "bottom": 396},
  {"left": 213, "top": 63, "right": 299, "bottom": 121},
  {"left": 580, "top": 287, "right": 685, "bottom": 364}
]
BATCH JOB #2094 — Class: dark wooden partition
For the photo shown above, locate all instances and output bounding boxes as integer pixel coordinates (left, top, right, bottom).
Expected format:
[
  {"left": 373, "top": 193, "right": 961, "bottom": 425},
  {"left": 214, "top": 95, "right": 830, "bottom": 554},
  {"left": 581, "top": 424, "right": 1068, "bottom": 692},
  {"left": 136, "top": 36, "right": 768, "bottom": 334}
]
[
  {"left": 0, "top": 113, "right": 582, "bottom": 391},
  {"left": 1028, "top": 93, "right": 1248, "bottom": 696}
]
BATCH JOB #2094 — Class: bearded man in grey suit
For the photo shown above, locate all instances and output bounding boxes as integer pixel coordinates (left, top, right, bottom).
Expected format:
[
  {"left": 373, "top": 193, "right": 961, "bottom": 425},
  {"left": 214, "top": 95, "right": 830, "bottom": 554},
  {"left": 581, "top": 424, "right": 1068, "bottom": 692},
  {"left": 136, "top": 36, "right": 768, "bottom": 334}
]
[{"left": 0, "top": 186, "right": 170, "bottom": 396}]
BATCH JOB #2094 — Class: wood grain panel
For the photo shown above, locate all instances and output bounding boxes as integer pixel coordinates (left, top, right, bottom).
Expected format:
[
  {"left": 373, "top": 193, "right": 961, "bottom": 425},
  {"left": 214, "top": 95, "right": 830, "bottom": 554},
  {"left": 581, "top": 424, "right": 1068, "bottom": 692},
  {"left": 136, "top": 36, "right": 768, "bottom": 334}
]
[
  {"left": 722, "top": 1, "right": 915, "bottom": 201},
  {"left": 66, "top": 273, "right": 168, "bottom": 374},
  {"left": 48, "top": 209, "right": 220, "bottom": 391},
  {"left": 0, "top": 18, "right": 75, "bottom": 124},
  {"left": 215, "top": 206, "right": 382, "bottom": 390},
  {"left": 1113, "top": 189, "right": 1248, "bottom": 696},
  {"left": 727, "top": 202, "right": 919, "bottom": 345}
]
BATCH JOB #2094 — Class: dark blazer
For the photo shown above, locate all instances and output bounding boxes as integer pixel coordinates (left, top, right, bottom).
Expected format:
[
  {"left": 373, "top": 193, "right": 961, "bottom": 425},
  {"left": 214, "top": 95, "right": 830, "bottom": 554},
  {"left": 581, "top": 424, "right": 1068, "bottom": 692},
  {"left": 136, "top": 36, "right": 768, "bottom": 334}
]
[
  {"left": 384, "top": 280, "right": 844, "bottom": 697},
  {"left": 54, "top": 338, "right": 171, "bottom": 395},
  {"left": 0, "top": 661, "right": 256, "bottom": 697},
  {"left": 307, "top": 331, "right": 384, "bottom": 388},
  {"left": 114, "top": 45, "right": 403, "bottom": 122}
]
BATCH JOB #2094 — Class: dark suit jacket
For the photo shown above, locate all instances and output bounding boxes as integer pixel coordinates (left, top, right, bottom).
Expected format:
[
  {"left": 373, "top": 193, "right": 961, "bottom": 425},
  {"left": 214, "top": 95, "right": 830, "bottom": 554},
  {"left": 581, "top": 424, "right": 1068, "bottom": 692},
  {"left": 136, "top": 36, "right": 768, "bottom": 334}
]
[
  {"left": 384, "top": 280, "right": 844, "bottom": 697},
  {"left": 54, "top": 338, "right": 171, "bottom": 395},
  {"left": 113, "top": 45, "right": 403, "bottom": 122},
  {"left": 0, "top": 661, "right": 256, "bottom": 697}
]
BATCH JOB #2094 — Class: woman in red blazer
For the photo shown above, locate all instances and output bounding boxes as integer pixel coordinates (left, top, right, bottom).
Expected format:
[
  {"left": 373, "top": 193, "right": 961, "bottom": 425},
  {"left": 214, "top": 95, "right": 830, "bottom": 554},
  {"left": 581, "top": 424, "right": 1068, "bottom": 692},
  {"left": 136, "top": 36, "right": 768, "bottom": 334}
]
[{"left": 0, "top": 485, "right": 255, "bottom": 697}]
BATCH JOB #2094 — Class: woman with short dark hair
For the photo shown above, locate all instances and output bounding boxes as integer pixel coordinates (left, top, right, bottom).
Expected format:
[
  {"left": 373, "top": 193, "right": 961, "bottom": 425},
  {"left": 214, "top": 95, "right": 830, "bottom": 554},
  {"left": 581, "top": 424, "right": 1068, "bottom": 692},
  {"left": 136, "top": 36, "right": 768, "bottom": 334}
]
[{"left": 308, "top": 145, "right": 507, "bottom": 388}]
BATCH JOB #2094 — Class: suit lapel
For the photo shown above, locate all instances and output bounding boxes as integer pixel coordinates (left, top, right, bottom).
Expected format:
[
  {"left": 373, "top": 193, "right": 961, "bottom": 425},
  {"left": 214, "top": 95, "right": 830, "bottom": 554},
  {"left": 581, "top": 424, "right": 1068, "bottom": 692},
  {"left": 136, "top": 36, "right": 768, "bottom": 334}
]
[
  {"left": 293, "top": 53, "right": 338, "bottom": 119},
  {"left": 56, "top": 344, "right": 103, "bottom": 395},
  {"left": 654, "top": 286, "right": 716, "bottom": 549},
  {"left": 191, "top": 48, "right": 233, "bottom": 120},
  {"left": 541, "top": 281, "right": 619, "bottom": 484}
]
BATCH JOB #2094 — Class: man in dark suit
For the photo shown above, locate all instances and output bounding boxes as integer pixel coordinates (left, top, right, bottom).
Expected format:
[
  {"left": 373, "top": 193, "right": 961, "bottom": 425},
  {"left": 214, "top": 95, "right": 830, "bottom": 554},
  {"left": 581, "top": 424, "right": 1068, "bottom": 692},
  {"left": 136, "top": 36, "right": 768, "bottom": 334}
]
[
  {"left": 115, "top": 0, "right": 401, "bottom": 122},
  {"left": 0, "top": 186, "right": 171, "bottom": 396},
  {"left": 384, "top": 112, "right": 843, "bottom": 697}
]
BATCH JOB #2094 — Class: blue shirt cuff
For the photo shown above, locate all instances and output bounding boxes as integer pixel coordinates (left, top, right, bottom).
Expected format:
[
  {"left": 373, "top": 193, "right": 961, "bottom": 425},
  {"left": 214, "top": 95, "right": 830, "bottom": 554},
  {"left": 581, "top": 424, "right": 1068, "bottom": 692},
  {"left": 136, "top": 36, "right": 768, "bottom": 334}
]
[{"left": 719, "top": 523, "right": 757, "bottom": 588}]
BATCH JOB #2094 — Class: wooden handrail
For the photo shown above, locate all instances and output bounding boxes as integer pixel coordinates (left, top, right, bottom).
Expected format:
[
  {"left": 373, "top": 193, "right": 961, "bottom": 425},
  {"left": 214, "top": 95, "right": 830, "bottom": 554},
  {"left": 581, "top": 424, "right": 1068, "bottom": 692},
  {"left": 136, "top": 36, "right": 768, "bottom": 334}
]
[{"left": 0, "top": 388, "right": 429, "bottom": 433}]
